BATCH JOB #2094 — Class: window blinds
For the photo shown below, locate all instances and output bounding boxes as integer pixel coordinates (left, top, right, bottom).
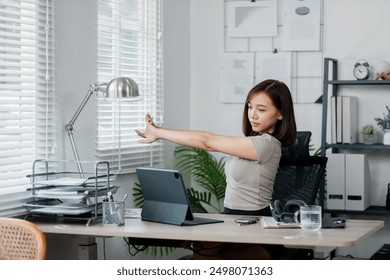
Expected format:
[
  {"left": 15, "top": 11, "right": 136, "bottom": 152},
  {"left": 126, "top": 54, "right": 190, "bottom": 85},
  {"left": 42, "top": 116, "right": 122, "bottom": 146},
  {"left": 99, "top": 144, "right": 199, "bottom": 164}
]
[
  {"left": 0, "top": 0, "right": 56, "bottom": 217},
  {"left": 96, "top": 0, "right": 164, "bottom": 173}
]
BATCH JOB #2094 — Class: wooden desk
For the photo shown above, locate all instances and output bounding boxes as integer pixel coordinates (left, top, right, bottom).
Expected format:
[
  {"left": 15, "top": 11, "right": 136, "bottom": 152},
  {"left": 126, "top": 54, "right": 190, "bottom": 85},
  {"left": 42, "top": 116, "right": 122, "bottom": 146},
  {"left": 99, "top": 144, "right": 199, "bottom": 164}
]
[{"left": 35, "top": 213, "right": 384, "bottom": 248}]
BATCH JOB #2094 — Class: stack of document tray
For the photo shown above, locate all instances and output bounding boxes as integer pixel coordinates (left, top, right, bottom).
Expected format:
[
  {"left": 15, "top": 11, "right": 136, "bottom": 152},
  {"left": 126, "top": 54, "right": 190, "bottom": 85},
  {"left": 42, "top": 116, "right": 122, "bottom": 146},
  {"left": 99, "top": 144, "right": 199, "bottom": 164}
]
[{"left": 24, "top": 159, "right": 119, "bottom": 226}]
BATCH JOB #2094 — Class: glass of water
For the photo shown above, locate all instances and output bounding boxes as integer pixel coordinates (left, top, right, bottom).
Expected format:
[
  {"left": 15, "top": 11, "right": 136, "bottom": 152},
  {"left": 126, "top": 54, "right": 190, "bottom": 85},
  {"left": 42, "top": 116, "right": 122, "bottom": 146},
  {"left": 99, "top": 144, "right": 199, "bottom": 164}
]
[{"left": 294, "top": 205, "right": 322, "bottom": 231}]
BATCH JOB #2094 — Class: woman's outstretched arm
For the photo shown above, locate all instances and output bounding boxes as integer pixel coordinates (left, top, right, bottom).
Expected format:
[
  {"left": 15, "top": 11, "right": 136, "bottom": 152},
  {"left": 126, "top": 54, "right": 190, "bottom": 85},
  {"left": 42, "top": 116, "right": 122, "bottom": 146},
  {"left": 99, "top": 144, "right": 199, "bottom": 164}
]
[{"left": 135, "top": 113, "right": 259, "bottom": 161}]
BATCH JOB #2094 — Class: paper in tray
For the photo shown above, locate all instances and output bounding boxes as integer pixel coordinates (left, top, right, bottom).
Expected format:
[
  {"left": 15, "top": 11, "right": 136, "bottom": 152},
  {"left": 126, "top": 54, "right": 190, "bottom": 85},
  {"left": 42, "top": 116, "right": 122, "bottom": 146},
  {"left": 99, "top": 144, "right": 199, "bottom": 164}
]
[
  {"left": 33, "top": 174, "right": 117, "bottom": 186},
  {"left": 31, "top": 204, "right": 97, "bottom": 215}
]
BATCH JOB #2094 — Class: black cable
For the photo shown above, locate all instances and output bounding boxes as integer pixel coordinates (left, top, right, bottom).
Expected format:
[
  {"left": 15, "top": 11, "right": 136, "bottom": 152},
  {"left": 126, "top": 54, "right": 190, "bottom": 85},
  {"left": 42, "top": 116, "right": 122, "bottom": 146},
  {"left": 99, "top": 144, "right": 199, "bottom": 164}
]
[
  {"left": 181, "top": 241, "right": 225, "bottom": 257},
  {"left": 103, "top": 237, "right": 107, "bottom": 260},
  {"left": 123, "top": 237, "right": 149, "bottom": 257}
]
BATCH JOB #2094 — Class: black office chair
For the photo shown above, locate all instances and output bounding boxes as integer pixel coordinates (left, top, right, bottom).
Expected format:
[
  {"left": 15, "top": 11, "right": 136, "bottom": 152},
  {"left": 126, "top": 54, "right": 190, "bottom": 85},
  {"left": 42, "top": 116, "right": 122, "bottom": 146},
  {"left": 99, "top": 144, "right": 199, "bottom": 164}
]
[
  {"left": 271, "top": 131, "right": 328, "bottom": 260},
  {"left": 272, "top": 131, "right": 328, "bottom": 206}
]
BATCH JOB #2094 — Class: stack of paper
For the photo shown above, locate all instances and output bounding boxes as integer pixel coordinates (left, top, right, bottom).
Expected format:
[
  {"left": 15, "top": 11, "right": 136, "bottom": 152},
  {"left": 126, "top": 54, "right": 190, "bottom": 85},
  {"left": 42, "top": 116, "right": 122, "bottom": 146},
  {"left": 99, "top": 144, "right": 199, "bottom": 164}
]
[{"left": 260, "top": 216, "right": 300, "bottom": 229}]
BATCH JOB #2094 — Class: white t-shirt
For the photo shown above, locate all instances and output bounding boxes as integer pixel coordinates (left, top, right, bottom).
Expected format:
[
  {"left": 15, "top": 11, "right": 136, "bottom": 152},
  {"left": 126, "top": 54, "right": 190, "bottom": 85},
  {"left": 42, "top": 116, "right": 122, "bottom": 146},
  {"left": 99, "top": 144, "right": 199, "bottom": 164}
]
[{"left": 223, "top": 134, "right": 281, "bottom": 211}]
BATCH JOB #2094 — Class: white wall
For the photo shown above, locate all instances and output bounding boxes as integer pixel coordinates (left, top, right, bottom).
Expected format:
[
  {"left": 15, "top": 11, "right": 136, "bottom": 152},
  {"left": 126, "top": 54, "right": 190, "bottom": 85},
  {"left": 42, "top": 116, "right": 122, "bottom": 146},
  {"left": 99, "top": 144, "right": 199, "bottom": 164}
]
[
  {"left": 52, "top": 0, "right": 390, "bottom": 259},
  {"left": 57, "top": 0, "right": 96, "bottom": 162},
  {"left": 188, "top": 0, "right": 324, "bottom": 149},
  {"left": 181, "top": 0, "right": 390, "bottom": 258},
  {"left": 163, "top": 0, "right": 192, "bottom": 167}
]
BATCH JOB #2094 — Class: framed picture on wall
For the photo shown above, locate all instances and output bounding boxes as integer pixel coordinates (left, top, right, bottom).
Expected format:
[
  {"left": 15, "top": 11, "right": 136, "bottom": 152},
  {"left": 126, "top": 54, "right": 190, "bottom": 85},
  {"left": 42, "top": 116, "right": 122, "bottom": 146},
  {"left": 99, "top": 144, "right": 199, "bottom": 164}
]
[
  {"left": 255, "top": 52, "right": 292, "bottom": 90},
  {"left": 227, "top": 0, "right": 277, "bottom": 38},
  {"left": 219, "top": 52, "right": 254, "bottom": 103},
  {"left": 281, "top": 0, "right": 321, "bottom": 51}
]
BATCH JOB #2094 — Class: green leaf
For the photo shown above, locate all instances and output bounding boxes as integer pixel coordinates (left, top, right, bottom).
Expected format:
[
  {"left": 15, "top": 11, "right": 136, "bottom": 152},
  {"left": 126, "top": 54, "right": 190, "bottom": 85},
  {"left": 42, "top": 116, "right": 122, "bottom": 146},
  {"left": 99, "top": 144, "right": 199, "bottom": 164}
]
[
  {"left": 174, "top": 146, "right": 227, "bottom": 207},
  {"left": 132, "top": 182, "right": 144, "bottom": 208},
  {"left": 186, "top": 188, "right": 209, "bottom": 213}
]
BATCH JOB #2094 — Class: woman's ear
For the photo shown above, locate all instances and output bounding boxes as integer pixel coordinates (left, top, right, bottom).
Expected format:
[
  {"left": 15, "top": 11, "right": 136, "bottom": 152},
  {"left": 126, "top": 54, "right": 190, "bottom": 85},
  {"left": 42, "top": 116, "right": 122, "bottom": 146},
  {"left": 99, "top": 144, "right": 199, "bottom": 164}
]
[{"left": 277, "top": 113, "right": 283, "bottom": 120}]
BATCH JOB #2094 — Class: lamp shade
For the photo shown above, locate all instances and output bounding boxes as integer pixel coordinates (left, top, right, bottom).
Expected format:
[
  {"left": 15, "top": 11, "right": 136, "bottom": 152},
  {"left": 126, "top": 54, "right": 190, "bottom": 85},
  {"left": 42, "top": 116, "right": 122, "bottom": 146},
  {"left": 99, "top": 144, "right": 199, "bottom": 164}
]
[{"left": 105, "top": 77, "right": 142, "bottom": 100}]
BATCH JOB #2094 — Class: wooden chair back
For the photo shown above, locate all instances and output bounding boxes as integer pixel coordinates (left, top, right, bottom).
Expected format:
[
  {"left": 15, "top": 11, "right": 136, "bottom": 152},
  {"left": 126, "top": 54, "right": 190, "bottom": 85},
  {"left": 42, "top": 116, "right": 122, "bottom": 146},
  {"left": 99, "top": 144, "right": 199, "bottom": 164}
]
[{"left": 0, "top": 217, "right": 46, "bottom": 260}]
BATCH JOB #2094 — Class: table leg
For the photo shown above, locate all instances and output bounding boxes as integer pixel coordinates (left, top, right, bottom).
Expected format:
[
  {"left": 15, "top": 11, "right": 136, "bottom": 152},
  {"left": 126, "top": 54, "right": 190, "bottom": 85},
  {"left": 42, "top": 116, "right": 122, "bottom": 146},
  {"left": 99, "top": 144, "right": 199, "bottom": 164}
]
[{"left": 78, "top": 237, "right": 97, "bottom": 260}]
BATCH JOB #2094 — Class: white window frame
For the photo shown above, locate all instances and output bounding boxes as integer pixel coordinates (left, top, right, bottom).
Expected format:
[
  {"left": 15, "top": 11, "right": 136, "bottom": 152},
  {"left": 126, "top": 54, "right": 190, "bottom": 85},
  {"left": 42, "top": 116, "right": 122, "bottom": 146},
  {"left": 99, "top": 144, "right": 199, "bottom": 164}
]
[
  {"left": 0, "top": 0, "right": 56, "bottom": 217},
  {"left": 95, "top": 0, "right": 164, "bottom": 174}
]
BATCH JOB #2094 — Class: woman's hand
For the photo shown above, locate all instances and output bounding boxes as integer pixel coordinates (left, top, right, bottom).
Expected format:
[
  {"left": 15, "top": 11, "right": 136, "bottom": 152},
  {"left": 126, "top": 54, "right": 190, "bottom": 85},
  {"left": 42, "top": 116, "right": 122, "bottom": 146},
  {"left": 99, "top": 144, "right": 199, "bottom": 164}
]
[{"left": 135, "top": 113, "right": 160, "bottom": 143}]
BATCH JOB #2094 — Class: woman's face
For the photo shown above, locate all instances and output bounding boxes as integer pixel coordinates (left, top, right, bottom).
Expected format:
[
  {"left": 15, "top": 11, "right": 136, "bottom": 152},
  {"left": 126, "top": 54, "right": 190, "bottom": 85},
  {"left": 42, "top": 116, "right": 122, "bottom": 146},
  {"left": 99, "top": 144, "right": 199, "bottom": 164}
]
[{"left": 247, "top": 92, "right": 282, "bottom": 134}]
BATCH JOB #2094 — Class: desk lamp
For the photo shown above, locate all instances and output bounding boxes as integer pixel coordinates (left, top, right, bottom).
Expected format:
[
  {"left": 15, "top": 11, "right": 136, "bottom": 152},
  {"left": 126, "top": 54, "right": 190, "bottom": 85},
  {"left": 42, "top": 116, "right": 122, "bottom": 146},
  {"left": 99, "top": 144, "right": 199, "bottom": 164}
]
[{"left": 65, "top": 77, "right": 142, "bottom": 174}]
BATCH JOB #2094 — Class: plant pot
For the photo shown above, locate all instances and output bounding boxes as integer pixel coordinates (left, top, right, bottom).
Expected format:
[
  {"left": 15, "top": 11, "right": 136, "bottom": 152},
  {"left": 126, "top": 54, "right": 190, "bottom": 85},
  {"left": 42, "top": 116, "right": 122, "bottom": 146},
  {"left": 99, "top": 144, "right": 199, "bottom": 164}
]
[
  {"left": 384, "top": 130, "right": 390, "bottom": 145},
  {"left": 362, "top": 134, "right": 375, "bottom": 145}
]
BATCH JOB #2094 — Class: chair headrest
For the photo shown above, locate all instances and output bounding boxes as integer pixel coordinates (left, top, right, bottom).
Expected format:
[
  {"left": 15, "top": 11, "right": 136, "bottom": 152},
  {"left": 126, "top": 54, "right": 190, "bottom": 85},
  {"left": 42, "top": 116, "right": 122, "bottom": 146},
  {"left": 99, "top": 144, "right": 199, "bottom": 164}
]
[{"left": 281, "top": 131, "right": 311, "bottom": 161}]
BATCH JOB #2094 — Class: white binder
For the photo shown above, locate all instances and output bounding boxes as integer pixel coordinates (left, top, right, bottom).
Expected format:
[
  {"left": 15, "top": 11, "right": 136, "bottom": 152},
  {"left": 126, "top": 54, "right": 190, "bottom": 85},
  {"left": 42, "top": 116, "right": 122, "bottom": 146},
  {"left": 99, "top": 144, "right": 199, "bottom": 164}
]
[
  {"left": 326, "top": 153, "right": 346, "bottom": 210},
  {"left": 345, "top": 154, "right": 370, "bottom": 211},
  {"left": 336, "top": 96, "right": 343, "bottom": 143},
  {"left": 342, "top": 96, "right": 358, "bottom": 144}
]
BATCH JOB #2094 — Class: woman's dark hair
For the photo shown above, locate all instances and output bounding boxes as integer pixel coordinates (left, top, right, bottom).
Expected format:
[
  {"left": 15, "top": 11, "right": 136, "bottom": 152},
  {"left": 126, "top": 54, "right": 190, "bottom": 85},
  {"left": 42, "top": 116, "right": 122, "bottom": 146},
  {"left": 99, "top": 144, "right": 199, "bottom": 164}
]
[{"left": 242, "top": 79, "right": 296, "bottom": 147}]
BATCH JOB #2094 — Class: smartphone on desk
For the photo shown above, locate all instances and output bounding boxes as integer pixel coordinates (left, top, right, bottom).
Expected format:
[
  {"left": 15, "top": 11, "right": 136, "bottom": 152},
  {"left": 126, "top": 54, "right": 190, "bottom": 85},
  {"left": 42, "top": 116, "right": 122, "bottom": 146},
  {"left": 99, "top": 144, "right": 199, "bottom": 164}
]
[
  {"left": 322, "top": 217, "right": 345, "bottom": 228},
  {"left": 234, "top": 216, "right": 259, "bottom": 226}
]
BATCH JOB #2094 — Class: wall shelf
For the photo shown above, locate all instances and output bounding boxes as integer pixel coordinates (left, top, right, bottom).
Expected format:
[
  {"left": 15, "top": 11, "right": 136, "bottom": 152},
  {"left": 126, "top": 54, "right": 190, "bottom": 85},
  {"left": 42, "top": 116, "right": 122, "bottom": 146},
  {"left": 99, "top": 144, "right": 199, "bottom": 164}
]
[
  {"left": 328, "top": 80, "right": 390, "bottom": 86},
  {"left": 325, "top": 206, "right": 390, "bottom": 217},
  {"left": 325, "top": 143, "right": 390, "bottom": 150},
  {"left": 320, "top": 57, "right": 390, "bottom": 216},
  {"left": 320, "top": 58, "right": 390, "bottom": 157}
]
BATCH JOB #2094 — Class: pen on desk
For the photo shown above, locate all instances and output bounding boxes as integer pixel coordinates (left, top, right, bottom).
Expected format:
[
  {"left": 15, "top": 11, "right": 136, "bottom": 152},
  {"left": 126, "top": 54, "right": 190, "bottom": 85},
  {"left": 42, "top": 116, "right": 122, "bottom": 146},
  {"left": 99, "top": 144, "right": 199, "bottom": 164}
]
[{"left": 121, "top": 194, "right": 128, "bottom": 202}]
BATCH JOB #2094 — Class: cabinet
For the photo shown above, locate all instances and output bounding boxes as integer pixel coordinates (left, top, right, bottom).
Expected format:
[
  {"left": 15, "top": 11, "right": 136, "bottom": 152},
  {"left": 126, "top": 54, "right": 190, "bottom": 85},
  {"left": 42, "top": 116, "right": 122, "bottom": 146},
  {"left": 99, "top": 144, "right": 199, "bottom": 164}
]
[
  {"left": 320, "top": 57, "right": 390, "bottom": 216},
  {"left": 24, "top": 159, "right": 119, "bottom": 226}
]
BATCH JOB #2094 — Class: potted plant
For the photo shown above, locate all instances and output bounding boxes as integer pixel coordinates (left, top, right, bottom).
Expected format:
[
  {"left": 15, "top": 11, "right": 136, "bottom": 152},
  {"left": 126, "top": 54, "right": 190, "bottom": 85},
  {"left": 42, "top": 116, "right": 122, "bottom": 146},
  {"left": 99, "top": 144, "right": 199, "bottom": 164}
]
[
  {"left": 360, "top": 124, "right": 375, "bottom": 144},
  {"left": 374, "top": 105, "right": 390, "bottom": 144}
]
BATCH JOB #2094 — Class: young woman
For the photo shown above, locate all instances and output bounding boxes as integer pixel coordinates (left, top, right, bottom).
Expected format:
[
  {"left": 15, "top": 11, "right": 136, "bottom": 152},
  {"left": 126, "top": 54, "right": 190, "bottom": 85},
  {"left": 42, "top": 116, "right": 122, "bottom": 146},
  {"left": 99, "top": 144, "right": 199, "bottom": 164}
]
[{"left": 136, "top": 79, "right": 297, "bottom": 259}]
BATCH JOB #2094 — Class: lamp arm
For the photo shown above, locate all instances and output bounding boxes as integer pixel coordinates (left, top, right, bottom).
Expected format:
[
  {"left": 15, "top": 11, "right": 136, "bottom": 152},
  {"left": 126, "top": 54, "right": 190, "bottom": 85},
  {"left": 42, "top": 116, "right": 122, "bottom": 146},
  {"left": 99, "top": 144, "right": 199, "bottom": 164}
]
[
  {"left": 64, "top": 86, "right": 97, "bottom": 175},
  {"left": 66, "top": 87, "right": 95, "bottom": 129},
  {"left": 67, "top": 128, "right": 83, "bottom": 175}
]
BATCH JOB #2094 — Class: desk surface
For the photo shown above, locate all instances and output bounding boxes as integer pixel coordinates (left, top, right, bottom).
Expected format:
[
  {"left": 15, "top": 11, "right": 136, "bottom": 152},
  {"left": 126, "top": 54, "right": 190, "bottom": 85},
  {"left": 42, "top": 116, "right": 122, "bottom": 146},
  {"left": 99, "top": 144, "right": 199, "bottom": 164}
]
[{"left": 35, "top": 213, "right": 384, "bottom": 248}]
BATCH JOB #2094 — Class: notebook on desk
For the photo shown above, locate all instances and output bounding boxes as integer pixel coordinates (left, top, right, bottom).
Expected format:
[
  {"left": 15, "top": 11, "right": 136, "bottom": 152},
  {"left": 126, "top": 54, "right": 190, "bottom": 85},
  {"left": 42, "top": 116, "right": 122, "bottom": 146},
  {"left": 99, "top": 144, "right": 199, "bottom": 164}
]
[{"left": 136, "top": 167, "right": 224, "bottom": 226}]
